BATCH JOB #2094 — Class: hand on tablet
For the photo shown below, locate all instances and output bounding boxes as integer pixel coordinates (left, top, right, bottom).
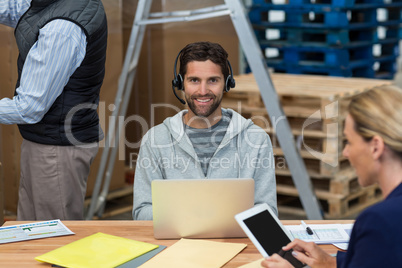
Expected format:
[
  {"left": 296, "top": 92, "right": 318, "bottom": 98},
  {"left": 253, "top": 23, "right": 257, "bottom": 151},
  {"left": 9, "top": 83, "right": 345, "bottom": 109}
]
[
  {"left": 261, "top": 253, "right": 294, "bottom": 268},
  {"left": 261, "top": 239, "right": 337, "bottom": 268}
]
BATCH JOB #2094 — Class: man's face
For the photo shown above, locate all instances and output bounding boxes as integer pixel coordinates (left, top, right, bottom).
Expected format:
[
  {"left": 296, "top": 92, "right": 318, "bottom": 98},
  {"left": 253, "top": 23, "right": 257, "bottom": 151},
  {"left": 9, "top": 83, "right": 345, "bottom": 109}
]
[{"left": 183, "top": 60, "right": 225, "bottom": 121}]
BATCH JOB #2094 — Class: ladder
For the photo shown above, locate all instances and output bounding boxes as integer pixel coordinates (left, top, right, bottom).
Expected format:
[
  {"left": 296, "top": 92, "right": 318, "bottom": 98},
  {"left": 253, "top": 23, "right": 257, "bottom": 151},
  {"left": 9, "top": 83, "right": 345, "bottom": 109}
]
[{"left": 86, "top": 0, "right": 324, "bottom": 220}]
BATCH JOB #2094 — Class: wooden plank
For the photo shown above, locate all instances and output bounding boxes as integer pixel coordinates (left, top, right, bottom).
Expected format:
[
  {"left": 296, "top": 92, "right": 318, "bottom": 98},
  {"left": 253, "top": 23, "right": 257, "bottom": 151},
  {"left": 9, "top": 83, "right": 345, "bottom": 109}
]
[
  {"left": 230, "top": 73, "right": 392, "bottom": 99},
  {"left": 327, "top": 185, "right": 383, "bottom": 218},
  {"left": 274, "top": 149, "right": 352, "bottom": 176},
  {"left": 277, "top": 184, "right": 383, "bottom": 219},
  {"left": 276, "top": 174, "right": 360, "bottom": 199}
]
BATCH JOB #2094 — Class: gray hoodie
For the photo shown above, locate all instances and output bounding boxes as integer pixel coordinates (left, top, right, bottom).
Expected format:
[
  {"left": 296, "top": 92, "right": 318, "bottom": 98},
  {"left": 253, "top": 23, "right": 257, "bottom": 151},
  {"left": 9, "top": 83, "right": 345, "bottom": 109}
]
[{"left": 133, "top": 108, "right": 277, "bottom": 220}]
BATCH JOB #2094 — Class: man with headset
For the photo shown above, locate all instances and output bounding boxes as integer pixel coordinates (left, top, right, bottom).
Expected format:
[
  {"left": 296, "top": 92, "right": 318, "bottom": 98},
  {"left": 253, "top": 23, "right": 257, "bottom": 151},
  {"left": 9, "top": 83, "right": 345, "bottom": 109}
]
[{"left": 132, "top": 41, "right": 277, "bottom": 220}]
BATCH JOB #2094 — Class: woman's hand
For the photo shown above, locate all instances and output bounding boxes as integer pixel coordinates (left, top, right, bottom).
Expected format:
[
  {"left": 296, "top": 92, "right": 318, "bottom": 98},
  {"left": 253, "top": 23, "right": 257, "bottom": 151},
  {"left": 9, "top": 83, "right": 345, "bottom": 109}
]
[
  {"left": 261, "top": 239, "right": 337, "bottom": 268},
  {"left": 261, "top": 253, "right": 294, "bottom": 268}
]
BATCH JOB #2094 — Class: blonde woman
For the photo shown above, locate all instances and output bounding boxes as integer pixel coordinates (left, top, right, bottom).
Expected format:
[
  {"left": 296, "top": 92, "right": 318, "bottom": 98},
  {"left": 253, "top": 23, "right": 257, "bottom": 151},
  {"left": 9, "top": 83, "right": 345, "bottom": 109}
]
[{"left": 262, "top": 85, "right": 402, "bottom": 268}]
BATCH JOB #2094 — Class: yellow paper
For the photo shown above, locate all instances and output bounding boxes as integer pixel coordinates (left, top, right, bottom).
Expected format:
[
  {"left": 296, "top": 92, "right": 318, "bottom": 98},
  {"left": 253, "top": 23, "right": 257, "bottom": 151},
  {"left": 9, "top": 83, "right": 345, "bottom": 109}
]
[
  {"left": 35, "top": 232, "right": 158, "bottom": 268},
  {"left": 139, "top": 238, "right": 247, "bottom": 268}
]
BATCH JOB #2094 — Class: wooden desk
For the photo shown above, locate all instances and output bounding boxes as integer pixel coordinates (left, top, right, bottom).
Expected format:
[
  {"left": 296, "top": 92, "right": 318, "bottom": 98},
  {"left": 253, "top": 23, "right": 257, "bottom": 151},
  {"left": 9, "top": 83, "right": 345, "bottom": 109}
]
[{"left": 1, "top": 220, "right": 352, "bottom": 267}]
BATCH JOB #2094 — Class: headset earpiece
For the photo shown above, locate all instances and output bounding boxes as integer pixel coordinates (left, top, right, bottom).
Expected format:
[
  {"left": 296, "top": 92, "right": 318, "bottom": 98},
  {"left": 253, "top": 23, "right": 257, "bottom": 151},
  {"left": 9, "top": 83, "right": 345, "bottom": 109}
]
[
  {"left": 172, "top": 73, "right": 183, "bottom": 91},
  {"left": 225, "top": 60, "right": 236, "bottom": 92},
  {"left": 172, "top": 50, "right": 186, "bottom": 104}
]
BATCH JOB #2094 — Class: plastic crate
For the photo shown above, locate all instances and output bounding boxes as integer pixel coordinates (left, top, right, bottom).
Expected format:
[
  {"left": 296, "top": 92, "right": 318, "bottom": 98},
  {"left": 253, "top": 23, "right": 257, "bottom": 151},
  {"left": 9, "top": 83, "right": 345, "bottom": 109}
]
[
  {"left": 376, "top": 24, "right": 402, "bottom": 39},
  {"left": 250, "top": 0, "right": 402, "bottom": 10},
  {"left": 262, "top": 45, "right": 374, "bottom": 67},
  {"left": 249, "top": 7, "right": 378, "bottom": 29},
  {"left": 247, "top": 0, "right": 401, "bottom": 79},
  {"left": 373, "top": 56, "right": 398, "bottom": 79},
  {"left": 269, "top": 63, "right": 376, "bottom": 78},
  {"left": 254, "top": 27, "right": 379, "bottom": 47}
]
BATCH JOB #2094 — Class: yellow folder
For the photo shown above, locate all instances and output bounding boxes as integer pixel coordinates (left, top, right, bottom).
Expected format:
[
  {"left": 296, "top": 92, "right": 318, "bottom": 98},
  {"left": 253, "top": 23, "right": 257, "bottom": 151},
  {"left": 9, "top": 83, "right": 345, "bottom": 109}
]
[{"left": 35, "top": 232, "right": 159, "bottom": 268}]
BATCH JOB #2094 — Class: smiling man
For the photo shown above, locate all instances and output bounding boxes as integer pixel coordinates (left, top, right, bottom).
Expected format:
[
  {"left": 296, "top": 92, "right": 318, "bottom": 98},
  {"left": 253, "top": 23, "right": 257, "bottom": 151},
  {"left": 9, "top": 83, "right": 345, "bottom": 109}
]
[
  {"left": 132, "top": 42, "right": 277, "bottom": 220},
  {"left": 184, "top": 60, "right": 224, "bottom": 126}
]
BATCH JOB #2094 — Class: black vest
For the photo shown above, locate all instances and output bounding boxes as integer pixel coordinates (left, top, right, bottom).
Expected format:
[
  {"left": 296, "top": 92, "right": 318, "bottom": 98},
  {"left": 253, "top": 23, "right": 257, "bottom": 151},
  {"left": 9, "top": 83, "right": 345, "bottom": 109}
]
[{"left": 15, "top": 0, "right": 107, "bottom": 145}]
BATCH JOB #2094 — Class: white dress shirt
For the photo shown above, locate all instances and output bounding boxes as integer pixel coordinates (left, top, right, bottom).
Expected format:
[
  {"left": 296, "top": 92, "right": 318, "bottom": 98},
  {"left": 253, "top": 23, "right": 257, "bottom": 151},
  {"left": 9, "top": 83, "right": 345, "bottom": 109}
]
[{"left": 0, "top": 0, "right": 87, "bottom": 124}]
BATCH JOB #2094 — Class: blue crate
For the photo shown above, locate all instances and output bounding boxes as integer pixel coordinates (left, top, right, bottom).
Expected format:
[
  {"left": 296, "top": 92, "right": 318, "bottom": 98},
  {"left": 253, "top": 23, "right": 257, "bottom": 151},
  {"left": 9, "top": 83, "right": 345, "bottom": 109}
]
[
  {"left": 373, "top": 56, "right": 399, "bottom": 79},
  {"left": 250, "top": 0, "right": 385, "bottom": 10},
  {"left": 254, "top": 25, "right": 401, "bottom": 48},
  {"left": 376, "top": 23, "right": 402, "bottom": 39},
  {"left": 373, "top": 40, "right": 400, "bottom": 58},
  {"left": 287, "top": 0, "right": 381, "bottom": 6},
  {"left": 265, "top": 63, "right": 376, "bottom": 78},
  {"left": 262, "top": 46, "right": 375, "bottom": 68},
  {"left": 250, "top": 0, "right": 402, "bottom": 8},
  {"left": 247, "top": 0, "right": 401, "bottom": 78},
  {"left": 249, "top": 7, "right": 378, "bottom": 29},
  {"left": 250, "top": 38, "right": 400, "bottom": 79},
  {"left": 253, "top": 27, "right": 379, "bottom": 47},
  {"left": 377, "top": 6, "right": 402, "bottom": 25},
  {"left": 256, "top": 55, "right": 398, "bottom": 80}
]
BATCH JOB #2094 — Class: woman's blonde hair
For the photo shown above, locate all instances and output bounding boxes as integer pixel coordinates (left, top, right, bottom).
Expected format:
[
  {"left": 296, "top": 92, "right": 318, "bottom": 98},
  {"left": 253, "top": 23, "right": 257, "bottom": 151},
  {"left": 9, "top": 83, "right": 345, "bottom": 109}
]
[{"left": 348, "top": 85, "right": 402, "bottom": 158}]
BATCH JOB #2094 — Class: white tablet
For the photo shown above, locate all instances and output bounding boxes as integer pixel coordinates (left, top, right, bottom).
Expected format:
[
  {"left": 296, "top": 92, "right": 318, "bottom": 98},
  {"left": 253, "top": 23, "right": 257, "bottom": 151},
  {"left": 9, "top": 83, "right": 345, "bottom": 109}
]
[{"left": 235, "top": 203, "right": 306, "bottom": 268}]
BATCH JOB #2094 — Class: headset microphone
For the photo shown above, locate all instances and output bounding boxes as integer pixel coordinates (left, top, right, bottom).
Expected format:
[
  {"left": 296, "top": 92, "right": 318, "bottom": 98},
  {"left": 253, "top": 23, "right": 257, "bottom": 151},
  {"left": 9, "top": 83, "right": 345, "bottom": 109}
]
[{"left": 172, "top": 83, "right": 186, "bottom": 104}]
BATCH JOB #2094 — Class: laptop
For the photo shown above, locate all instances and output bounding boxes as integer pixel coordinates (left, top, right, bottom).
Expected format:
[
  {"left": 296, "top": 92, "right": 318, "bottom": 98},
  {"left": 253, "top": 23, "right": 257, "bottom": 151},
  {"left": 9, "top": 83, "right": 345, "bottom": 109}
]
[{"left": 152, "top": 178, "right": 255, "bottom": 239}]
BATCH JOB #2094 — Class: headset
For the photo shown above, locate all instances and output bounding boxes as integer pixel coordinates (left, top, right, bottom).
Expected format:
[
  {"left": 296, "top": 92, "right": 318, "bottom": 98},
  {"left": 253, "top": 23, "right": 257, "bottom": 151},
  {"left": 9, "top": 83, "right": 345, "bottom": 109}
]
[{"left": 171, "top": 49, "right": 236, "bottom": 104}]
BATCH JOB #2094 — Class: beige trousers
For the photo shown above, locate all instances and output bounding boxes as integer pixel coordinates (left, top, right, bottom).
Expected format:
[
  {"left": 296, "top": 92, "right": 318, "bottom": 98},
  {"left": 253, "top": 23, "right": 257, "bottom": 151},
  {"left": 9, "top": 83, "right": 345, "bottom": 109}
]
[{"left": 17, "top": 139, "right": 98, "bottom": 220}]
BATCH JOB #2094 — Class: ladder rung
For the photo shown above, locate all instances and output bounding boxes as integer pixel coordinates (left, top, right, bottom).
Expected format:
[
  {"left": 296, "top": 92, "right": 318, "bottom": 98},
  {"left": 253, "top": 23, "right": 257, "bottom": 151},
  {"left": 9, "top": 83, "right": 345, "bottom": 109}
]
[
  {"left": 149, "top": 4, "right": 229, "bottom": 18},
  {"left": 136, "top": 9, "right": 231, "bottom": 26}
]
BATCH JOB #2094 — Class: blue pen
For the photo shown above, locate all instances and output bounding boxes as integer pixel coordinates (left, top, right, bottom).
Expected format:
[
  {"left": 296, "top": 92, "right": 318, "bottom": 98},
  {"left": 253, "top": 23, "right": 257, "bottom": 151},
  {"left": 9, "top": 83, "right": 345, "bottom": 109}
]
[{"left": 301, "top": 220, "right": 314, "bottom": 235}]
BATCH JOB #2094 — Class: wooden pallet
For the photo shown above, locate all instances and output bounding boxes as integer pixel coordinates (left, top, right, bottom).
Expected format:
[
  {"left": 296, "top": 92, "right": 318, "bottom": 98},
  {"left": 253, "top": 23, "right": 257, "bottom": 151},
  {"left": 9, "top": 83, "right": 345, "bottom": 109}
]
[
  {"left": 277, "top": 183, "right": 383, "bottom": 219},
  {"left": 223, "top": 73, "right": 391, "bottom": 176},
  {"left": 276, "top": 167, "right": 358, "bottom": 196},
  {"left": 226, "top": 72, "right": 391, "bottom": 100},
  {"left": 224, "top": 73, "right": 390, "bottom": 218},
  {"left": 273, "top": 147, "right": 351, "bottom": 177},
  {"left": 275, "top": 167, "right": 383, "bottom": 218}
]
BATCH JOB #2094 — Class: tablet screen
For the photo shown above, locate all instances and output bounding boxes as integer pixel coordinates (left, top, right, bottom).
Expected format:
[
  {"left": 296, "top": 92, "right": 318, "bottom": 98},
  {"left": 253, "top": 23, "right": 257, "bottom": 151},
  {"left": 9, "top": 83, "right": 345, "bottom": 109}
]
[{"left": 243, "top": 209, "right": 291, "bottom": 255}]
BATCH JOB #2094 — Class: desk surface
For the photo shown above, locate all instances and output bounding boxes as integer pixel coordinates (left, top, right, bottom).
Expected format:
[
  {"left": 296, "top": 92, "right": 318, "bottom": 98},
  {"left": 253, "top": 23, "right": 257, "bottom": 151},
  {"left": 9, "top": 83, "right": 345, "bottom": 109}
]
[{"left": 1, "top": 220, "right": 353, "bottom": 267}]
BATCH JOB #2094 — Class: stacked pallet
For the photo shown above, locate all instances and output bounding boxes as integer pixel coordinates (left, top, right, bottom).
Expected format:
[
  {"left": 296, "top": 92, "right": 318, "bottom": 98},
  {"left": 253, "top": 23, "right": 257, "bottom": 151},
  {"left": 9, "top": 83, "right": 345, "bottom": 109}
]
[
  {"left": 247, "top": 0, "right": 402, "bottom": 79},
  {"left": 223, "top": 73, "right": 392, "bottom": 218}
]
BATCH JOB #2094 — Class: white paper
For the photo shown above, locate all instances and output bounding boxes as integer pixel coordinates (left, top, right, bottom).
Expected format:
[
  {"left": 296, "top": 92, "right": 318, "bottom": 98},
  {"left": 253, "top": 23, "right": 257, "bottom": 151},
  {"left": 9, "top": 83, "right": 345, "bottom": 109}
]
[
  {"left": 285, "top": 223, "right": 350, "bottom": 244},
  {"left": 0, "top": 219, "right": 74, "bottom": 244},
  {"left": 332, "top": 223, "right": 354, "bottom": 250}
]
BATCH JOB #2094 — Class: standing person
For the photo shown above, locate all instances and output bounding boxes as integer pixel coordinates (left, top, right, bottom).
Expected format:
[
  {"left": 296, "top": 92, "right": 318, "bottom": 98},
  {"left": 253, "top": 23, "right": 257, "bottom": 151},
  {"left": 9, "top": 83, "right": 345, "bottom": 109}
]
[
  {"left": 0, "top": 0, "right": 108, "bottom": 220},
  {"left": 261, "top": 85, "right": 402, "bottom": 268},
  {"left": 133, "top": 41, "right": 277, "bottom": 220}
]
